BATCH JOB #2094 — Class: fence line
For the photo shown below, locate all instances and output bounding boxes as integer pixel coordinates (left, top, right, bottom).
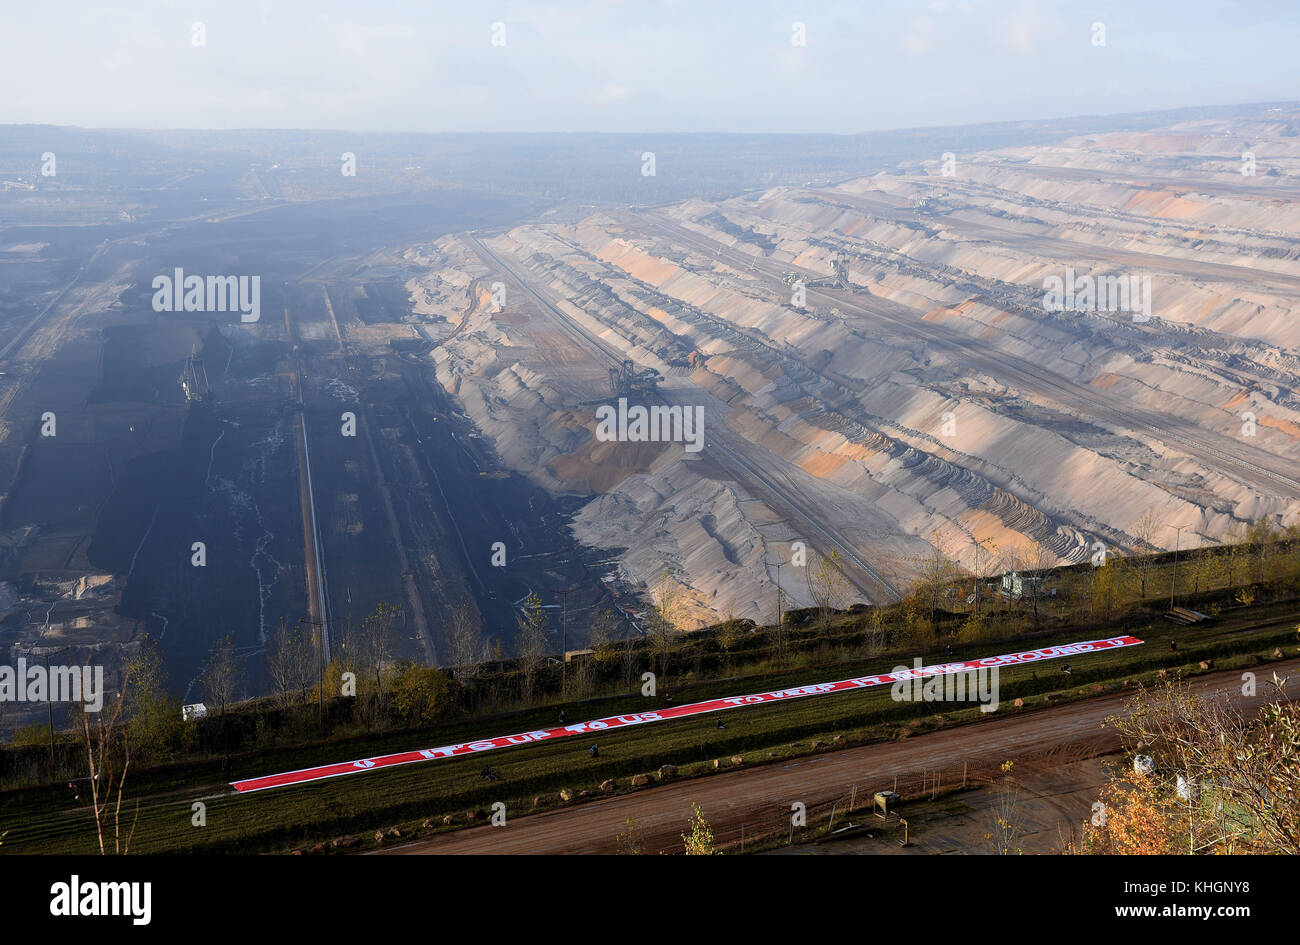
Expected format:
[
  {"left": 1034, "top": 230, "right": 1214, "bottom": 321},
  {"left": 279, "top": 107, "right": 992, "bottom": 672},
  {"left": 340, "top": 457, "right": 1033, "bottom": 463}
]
[{"left": 711, "top": 757, "right": 997, "bottom": 853}]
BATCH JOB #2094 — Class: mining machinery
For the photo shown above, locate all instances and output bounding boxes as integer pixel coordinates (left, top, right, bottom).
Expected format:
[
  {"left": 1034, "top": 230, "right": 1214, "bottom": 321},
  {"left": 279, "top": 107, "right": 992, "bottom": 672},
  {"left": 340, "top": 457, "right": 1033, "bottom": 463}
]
[
  {"left": 608, "top": 358, "right": 662, "bottom": 397},
  {"left": 781, "top": 253, "right": 851, "bottom": 289},
  {"left": 180, "top": 349, "right": 211, "bottom": 404}
]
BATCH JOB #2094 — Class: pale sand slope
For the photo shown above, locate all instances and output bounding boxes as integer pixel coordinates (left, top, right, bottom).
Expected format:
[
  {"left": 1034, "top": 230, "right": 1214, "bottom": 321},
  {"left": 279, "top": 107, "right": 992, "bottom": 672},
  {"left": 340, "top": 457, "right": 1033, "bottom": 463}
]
[{"left": 405, "top": 108, "right": 1300, "bottom": 625}]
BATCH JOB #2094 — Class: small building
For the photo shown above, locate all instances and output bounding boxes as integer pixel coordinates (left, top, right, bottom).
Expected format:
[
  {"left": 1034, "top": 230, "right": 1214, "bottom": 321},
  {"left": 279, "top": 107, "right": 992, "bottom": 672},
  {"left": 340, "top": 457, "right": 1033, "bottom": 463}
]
[
  {"left": 182, "top": 703, "right": 208, "bottom": 722},
  {"left": 1000, "top": 571, "right": 1043, "bottom": 600}
]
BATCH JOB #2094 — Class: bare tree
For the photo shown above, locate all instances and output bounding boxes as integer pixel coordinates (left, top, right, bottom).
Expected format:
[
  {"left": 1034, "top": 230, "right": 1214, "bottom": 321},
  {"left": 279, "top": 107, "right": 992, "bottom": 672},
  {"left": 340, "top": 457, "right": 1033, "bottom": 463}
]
[
  {"left": 998, "top": 543, "right": 1026, "bottom": 614},
  {"left": 621, "top": 629, "right": 639, "bottom": 691},
  {"left": 806, "top": 549, "right": 850, "bottom": 633},
  {"left": 445, "top": 599, "right": 484, "bottom": 680},
  {"left": 969, "top": 537, "right": 999, "bottom": 617},
  {"left": 358, "top": 602, "right": 398, "bottom": 703},
  {"left": 266, "top": 619, "right": 314, "bottom": 708},
  {"left": 516, "top": 592, "right": 549, "bottom": 704},
  {"left": 647, "top": 570, "right": 687, "bottom": 681},
  {"left": 81, "top": 664, "right": 139, "bottom": 855},
  {"left": 587, "top": 608, "right": 621, "bottom": 668},
  {"left": 1131, "top": 508, "right": 1160, "bottom": 599},
  {"left": 201, "top": 636, "right": 244, "bottom": 716},
  {"left": 1022, "top": 543, "right": 1055, "bottom": 628}
]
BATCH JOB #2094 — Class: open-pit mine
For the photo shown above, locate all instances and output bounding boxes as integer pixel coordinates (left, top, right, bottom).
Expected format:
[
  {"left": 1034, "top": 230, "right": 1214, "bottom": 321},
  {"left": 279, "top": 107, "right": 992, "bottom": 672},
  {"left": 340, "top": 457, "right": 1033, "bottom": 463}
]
[
  {"left": 405, "top": 106, "right": 1300, "bottom": 628},
  {"left": 2, "top": 105, "right": 1298, "bottom": 710}
]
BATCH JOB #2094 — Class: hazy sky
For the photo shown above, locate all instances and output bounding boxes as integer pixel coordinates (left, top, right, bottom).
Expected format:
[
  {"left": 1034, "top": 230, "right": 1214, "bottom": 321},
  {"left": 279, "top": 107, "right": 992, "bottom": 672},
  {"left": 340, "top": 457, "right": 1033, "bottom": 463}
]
[{"left": 3, "top": 0, "right": 1298, "bottom": 133}]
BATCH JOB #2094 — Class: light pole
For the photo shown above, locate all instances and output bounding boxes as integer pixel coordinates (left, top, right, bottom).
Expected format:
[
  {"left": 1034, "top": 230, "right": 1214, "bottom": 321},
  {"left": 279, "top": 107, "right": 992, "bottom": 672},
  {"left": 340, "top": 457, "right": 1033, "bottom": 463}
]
[
  {"left": 1167, "top": 523, "right": 1189, "bottom": 611},
  {"left": 550, "top": 586, "right": 577, "bottom": 693},
  {"left": 774, "top": 561, "right": 785, "bottom": 663}
]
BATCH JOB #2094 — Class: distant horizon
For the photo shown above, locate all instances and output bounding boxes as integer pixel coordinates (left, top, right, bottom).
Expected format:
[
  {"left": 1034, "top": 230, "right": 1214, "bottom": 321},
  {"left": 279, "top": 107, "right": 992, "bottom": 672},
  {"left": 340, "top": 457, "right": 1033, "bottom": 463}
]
[{"left": 5, "top": 98, "right": 1292, "bottom": 139}]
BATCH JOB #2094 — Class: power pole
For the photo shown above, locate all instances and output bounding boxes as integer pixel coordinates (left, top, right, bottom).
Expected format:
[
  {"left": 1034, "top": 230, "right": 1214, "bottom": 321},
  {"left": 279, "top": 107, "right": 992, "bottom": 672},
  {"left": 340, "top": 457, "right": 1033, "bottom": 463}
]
[
  {"left": 45, "top": 652, "right": 55, "bottom": 767},
  {"left": 560, "top": 588, "right": 568, "bottom": 692}
]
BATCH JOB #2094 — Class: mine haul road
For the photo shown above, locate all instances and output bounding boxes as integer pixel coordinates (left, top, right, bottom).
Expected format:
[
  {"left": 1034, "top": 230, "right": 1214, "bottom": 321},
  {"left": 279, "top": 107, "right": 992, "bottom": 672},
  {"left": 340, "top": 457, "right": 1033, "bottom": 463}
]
[{"left": 375, "top": 657, "right": 1300, "bottom": 855}]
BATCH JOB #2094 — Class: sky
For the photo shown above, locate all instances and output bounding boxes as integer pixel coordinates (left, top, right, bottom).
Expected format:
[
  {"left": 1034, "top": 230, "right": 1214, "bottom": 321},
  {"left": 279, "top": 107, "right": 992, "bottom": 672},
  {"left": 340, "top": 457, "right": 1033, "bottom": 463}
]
[{"left": 2, "top": 0, "right": 1298, "bottom": 134}]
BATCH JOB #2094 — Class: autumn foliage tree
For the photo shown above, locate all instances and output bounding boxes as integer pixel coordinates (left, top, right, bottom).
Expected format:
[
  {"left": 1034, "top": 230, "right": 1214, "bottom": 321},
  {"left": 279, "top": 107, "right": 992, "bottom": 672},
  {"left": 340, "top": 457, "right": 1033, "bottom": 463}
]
[
  {"left": 1068, "top": 678, "right": 1300, "bottom": 855},
  {"left": 682, "top": 802, "right": 716, "bottom": 855}
]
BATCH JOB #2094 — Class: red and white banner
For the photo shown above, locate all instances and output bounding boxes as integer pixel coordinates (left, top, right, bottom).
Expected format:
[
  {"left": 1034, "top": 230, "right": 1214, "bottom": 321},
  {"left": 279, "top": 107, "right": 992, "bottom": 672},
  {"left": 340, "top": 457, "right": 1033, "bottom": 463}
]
[{"left": 231, "top": 634, "right": 1143, "bottom": 793}]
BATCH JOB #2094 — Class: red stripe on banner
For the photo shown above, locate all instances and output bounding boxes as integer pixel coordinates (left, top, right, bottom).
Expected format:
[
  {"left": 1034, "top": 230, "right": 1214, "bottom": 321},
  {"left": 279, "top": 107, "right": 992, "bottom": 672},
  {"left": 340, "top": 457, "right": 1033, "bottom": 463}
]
[{"left": 231, "top": 634, "right": 1143, "bottom": 793}]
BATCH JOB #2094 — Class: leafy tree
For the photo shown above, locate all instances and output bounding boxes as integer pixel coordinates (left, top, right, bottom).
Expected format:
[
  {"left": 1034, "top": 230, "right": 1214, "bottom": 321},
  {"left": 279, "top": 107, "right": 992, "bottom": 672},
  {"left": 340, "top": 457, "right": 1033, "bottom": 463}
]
[
  {"left": 716, "top": 602, "right": 746, "bottom": 668},
  {"left": 615, "top": 816, "right": 645, "bottom": 855},
  {"left": 389, "top": 664, "right": 451, "bottom": 726},
  {"left": 124, "top": 636, "right": 183, "bottom": 762},
  {"left": 682, "top": 802, "right": 716, "bottom": 855},
  {"left": 1070, "top": 679, "right": 1300, "bottom": 854},
  {"left": 984, "top": 760, "right": 1024, "bottom": 855}
]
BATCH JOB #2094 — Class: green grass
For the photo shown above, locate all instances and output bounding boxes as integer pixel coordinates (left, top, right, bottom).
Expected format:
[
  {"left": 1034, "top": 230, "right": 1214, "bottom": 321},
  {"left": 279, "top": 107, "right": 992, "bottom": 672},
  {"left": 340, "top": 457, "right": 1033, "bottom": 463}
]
[{"left": 2, "top": 602, "right": 1295, "bottom": 855}]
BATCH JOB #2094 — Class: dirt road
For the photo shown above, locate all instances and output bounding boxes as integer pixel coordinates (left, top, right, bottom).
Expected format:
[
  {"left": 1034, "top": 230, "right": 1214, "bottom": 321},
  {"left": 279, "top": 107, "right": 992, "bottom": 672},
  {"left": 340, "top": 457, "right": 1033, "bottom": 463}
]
[{"left": 377, "top": 657, "right": 1300, "bottom": 855}]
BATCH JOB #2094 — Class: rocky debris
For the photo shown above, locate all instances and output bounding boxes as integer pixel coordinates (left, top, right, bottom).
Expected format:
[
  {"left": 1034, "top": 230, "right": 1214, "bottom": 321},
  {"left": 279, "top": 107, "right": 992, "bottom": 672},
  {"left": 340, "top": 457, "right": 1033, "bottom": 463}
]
[
  {"left": 559, "top": 787, "right": 574, "bottom": 803},
  {"left": 331, "top": 835, "right": 360, "bottom": 850},
  {"left": 657, "top": 764, "right": 677, "bottom": 781},
  {"left": 1199, "top": 660, "right": 1214, "bottom": 670},
  {"left": 600, "top": 779, "right": 616, "bottom": 792},
  {"left": 630, "top": 774, "right": 651, "bottom": 787}
]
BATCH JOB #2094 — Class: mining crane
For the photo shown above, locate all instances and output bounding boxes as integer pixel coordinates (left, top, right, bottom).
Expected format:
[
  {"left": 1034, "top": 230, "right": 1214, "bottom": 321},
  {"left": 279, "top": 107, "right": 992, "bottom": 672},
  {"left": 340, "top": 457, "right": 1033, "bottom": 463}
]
[{"left": 609, "top": 358, "right": 662, "bottom": 397}]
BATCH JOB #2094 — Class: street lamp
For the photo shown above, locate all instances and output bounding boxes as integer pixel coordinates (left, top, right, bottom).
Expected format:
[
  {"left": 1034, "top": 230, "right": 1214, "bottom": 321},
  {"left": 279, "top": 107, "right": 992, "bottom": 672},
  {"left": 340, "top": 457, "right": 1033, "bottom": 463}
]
[{"left": 1166, "top": 523, "right": 1190, "bottom": 611}]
